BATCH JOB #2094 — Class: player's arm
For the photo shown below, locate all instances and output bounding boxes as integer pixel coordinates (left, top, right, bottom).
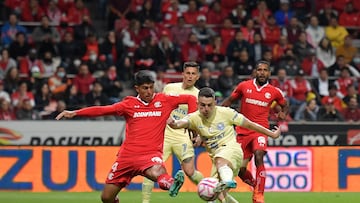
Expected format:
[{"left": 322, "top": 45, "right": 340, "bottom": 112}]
[
  {"left": 241, "top": 117, "right": 281, "bottom": 139},
  {"left": 221, "top": 83, "right": 241, "bottom": 107},
  {"left": 171, "top": 94, "right": 197, "bottom": 113},
  {"left": 167, "top": 117, "right": 190, "bottom": 129},
  {"left": 55, "top": 105, "right": 118, "bottom": 120},
  {"left": 277, "top": 100, "right": 289, "bottom": 120}
]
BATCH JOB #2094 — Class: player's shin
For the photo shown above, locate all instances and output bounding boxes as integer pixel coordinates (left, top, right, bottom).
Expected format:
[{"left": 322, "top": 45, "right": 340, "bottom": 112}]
[
  {"left": 189, "top": 170, "right": 204, "bottom": 184},
  {"left": 253, "top": 164, "right": 266, "bottom": 203},
  {"left": 240, "top": 169, "right": 256, "bottom": 187},
  {"left": 218, "top": 165, "right": 234, "bottom": 182},
  {"left": 142, "top": 177, "right": 154, "bottom": 203}
]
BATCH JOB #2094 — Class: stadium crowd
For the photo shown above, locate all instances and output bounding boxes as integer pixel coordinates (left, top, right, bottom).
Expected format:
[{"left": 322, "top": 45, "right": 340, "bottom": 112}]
[{"left": 0, "top": 0, "right": 359, "bottom": 122}]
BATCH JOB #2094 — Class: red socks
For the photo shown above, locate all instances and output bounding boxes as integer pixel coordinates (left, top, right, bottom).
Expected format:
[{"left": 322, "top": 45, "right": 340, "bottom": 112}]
[
  {"left": 157, "top": 174, "right": 174, "bottom": 190},
  {"left": 240, "top": 169, "right": 256, "bottom": 187}
]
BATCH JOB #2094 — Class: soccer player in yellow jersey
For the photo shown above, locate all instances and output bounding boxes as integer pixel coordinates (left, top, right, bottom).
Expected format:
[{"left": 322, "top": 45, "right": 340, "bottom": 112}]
[
  {"left": 142, "top": 62, "right": 204, "bottom": 203},
  {"left": 168, "top": 87, "right": 281, "bottom": 203}
]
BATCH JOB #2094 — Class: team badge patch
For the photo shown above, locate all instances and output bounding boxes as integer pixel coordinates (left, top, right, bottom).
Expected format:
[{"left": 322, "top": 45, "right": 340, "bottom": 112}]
[{"left": 217, "top": 122, "right": 225, "bottom": 130}]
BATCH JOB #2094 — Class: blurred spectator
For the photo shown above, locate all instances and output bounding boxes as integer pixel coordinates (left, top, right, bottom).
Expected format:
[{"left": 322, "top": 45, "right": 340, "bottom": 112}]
[
  {"left": 4, "top": 0, "right": 23, "bottom": 16},
  {"left": 274, "top": 0, "right": 294, "bottom": 27},
  {"left": 277, "top": 53, "right": 300, "bottom": 76},
  {"left": 64, "top": 84, "right": 85, "bottom": 110},
  {"left": 342, "top": 84, "right": 360, "bottom": 107},
  {"left": 82, "top": 33, "right": 100, "bottom": 61},
  {"left": 206, "top": 0, "right": 227, "bottom": 26},
  {"left": 289, "top": 69, "right": 312, "bottom": 120},
  {"left": 316, "top": 37, "right": 336, "bottom": 68},
  {"left": 228, "top": 2, "right": 249, "bottom": 26},
  {"left": 272, "top": 35, "right": 292, "bottom": 62},
  {"left": 311, "top": 69, "right": 333, "bottom": 100},
  {"left": 46, "top": 0, "right": 62, "bottom": 25},
  {"left": 191, "top": 15, "right": 217, "bottom": 46},
  {"left": 270, "top": 68, "right": 293, "bottom": 99},
  {"left": 325, "top": 16, "right": 349, "bottom": 48},
  {"left": 58, "top": 0, "right": 75, "bottom": 14},
  {"left": 335, "top": 35, "right": 357, "bottom": 64},
  {"left": 73, "top": 63, "right": 96, "bottom": 96},
  {"left": 8, "top": 32, "right": 31, "bottom": 62},
  {"left": 48, "top": 66, "right": 71, "bottom": 100},
  {"left": 342, "top": 97, "right": 360, "bottom": 122},
  {"left": 203, "top": 35, "right": 227, "bottom": 71},
  {"left": 1, "top": 13, "right": 27, "bottom": 47},
  {"left": 34, "top": 83, "right": 56, "bottom": 118},
  {"left": 67, "top": 0, "right": 90, "bottom": 25},
  {"left": 321, "top": 84, "right": 344, "bottom": 112},
  {"left": 133, "top": 36, "right": 158, "bottom": 73},
  {"left": 181, "top": 33, "right": 204, "bottom": 64},
  {"left": 260, "top": 15, "right": 281, "bottom": 48},
  {"left": 107, "top": 0, "right": 132, "bottom": 30},
  {"left": 282, "top": 16, "right": 303, "bottom": 45},
  {"left": 302, "top": 48, "right": 325, "bottom": 78},
  {"left": 57, "top": 15, "right": 74, "bottom": 41},
  {"left": 240, "top": 18, "right": 257, "bottom": 44},
  {"left": 329, "top": 55, "right": 360, "bottom": 77},
  {"left": 16, "top": 99, "right": 41, "bottom": 120},
  {"left": 137, "top": 0, "right": 161, "bottom": 24},
  {"left": 293, "top": 32, "right": 314, "bottom": 63},
  {"left": 0, "top": 98, "right": 16, "bottom": 120},
  {"left": 220, "top": 0, "right": 243, "bottom": 15},
  {"left": 100, "top": 31, "right": 126, "bottom": 66},
  {"left": 306, "top": 15, "right": 325, "bottom": 48},
  {"left": 0, "top": 48, "right": 17, "bottom": 80},
  {"left": 170, "top": 17, "right": 192, "bottom": 49},
  {"left": 219, "top": 18, "right": 237, "bottom": 51},
  {"left": 85, "top": 50, "right": 107, "bottom": 76},
  {"left": 20, "top": 0, "right": 44, "bottom": 22},
  {"left": 58, "top": 32, "right": 82, "bottom": 69},
  {"left": 226, "top": 30, "right": 252, "bottom": 65},
  {"left": 41, "top": 51, "right": 61, "bottom": 78},
  {"left": 98, "top": 65, "right": 123, "bottom": 104},
  {"left": 217, "top": 65, "right": 239, "bottom": 98},
  {"left": 233, "top": 50, "right": 254, "bottom": 76},
  {"left": 155, "top": 31, "right": 181, "bottom": 72},
  {"left": 3, "top": 67, "right": 20, "bottom": 95},
  {"left": 85, "top": 81, "right": 110, "bottom": 106},
  {"left": 338, "top": 2, "right": 359, "bottom": 27},
  {"left": 183, "top": 0, "right": 201, "bottom": 25},
  {"left": 0, "top": 80, "right": 11, "bottom": 103},
  {"left": 153, "top": 69, "right": 170, "bottom": 93},
  {"left": 334, "top": 67, "right": 356, "bottom": 99},
  {"left": 302, "top": 98, "right": 320, "bottom": 121},
  {"left": 121, "top": 18, "right": 142, "bottom": 56},
  {"left": 11, "top": 81, "right": 35, "bottom": 109},
  {"left": 161, "top": 0, "right": 181, "bottom": 26},
  {"left": 317, "top": 99, "right": 345, "bottom": 121},
  {"left": 251, "top": 0, "right": 272, "bottom": 26},
  {"left": 47, "top": 100, "right": 67, "bottom": 120},
  {"left": 32, "top": 15, "right": 61, "bottom": 55},
  {"left": 195, "top": 66, "right": 218, "bottom": 90},
  {"left": 251, "top": 32, "right": 268, "bottom": 62},
  {"left": 318, "top": 3, "right": 338, "bottom": 26},
  {"left": 73, "top": 15, "right": 97, "bottom": 42},
  {"left": 19, "top": 48, "right": 45, "bottom": 81}
]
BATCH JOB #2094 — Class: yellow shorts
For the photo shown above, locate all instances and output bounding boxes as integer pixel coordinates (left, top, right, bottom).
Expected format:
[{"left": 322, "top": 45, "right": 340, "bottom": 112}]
[
  {"left": 210, "top": 142, "right": 243, "bottom": 178},
  {"left": 163, "top": 129, "right": 195, "bottom": 162}
]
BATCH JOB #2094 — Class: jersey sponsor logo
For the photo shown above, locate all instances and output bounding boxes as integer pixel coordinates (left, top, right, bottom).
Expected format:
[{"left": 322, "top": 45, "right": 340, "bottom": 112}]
[
  {"left": 154, "top": 101, "right": 162, "bottom": 108},
  {"left": 151, "top": 156, "right": 163, "bottom": 164},
  {"left": 245, "top": 98, "right": 269, "bottom": 107},
  {"left": 133, "top": 111, "right": 162, "bottom": 118},
  {"left": 265, "top": 92, "right": 271, "bottom": 99}
]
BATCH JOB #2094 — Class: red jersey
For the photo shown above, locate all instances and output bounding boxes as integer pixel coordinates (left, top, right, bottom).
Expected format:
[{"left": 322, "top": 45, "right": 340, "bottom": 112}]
[
  {"left": 230, "top": 79, "right": 286, "bottom": 135},
  {"left": 75, "top": 93, "right": 197, "bottom": 156}
]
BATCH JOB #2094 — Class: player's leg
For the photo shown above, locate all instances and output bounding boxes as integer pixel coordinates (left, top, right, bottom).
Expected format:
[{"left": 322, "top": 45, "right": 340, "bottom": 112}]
[
  {"left": 237, "top": 135, "right": 256, "bottom": 187},
  {"left": 101, "top": 183, "right": 121, "bottom": 203},
  {"left": 238, "top": 158, "right": 255, "bottom": 187},
  {"left": 143, "top": 164, "right": 185, "bottom": 197},
  {"left": 142, "top": 139, "right": 172, "bottom": 203},
  {"left": 252, "top": 135, "right": 268, "bottom": 203},
  {"left": 181, "top": 156, "right": 204, "bottom": 184}
]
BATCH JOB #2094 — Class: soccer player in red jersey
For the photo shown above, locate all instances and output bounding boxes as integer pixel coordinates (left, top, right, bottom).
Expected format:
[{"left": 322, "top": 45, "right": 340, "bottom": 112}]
[
  {"left": 221, "top": 60, "right": 289, "bottom": 203},
  {"left": 55, "top": 70, "right": 197, "bottom": 203}
]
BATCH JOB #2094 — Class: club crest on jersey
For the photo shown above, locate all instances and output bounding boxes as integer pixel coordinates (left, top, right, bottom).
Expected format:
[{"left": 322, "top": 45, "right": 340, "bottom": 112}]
[
  {"left": 246, "top": 89, "right": 252, "bottom": 93},
  {"left": 265, "top": 92, "right": 271, "bottom": 99},
  {"left": 151, "top": 157, "right": 163, "bottom": 164},
  {"left": 154, "top": 101, "right": 162, "bottom": 108},
  {"left": 217, "top": 122, "right": 225, "bottom": 130}
]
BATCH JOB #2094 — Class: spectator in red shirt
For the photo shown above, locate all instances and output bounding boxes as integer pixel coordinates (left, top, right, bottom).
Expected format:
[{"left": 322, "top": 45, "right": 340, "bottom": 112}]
[
  {"left": 170, "top": 17, "right": 192, "bottom": 49},
  {"left": 0, "top": 98, "right": 16, "bottom": 120},
  {"left": 334, "top": 67, "right": 355, "bottom": 98},
  {"left": 19, "top": 48, "right": 45, "bottom": 80},
  {"left": 162, "top": 0, "right": 181, "bottom": 26},
  {"left": 301, "top": 48, "right": 325, "bottom": 77},
  {"left": 251, "top": 0, "right": 272, "bottom": 26},
  {"left": 57, "top": 0, "right": 75, "bottom": 13},
  {"left": 272, "top": 35, "right": 293, "bottom": 63},
  {"left": 241, "top": 18, "right": 257, "bottom": 44},
  {"left": 206, "top": 1, "right": 228, "bottom": 26},
  {"left": 181, "top": 33, "right": 204, "bottom": 64},
  {"left": 260, "top": 15, "right": 281, "bottom": 49},
  {"left": 73, "top": 63, "right": 96, "bottom": 96},
  {"left": 67, "top": 0, "right": 90, "bottom": 25},
  {"left": 321, "top": 84, "right": 344, "bottom": 112},
  {"left": 228, "top": 2, "right": 249, "bottom": 26},
  {"left": 11, "top": 81, "right": 35, "bottom": 109},
  {"left": 342, "top": 97, "right": 360, "bottom": 122},
  {"left": 46, "top": 0, "right": 62, "bottom": 25},
  {"left": 183, "top": 0, "right": 200, "bottom": 25},
  {"left": 271, "top": 68, "right": 293, "bottom": 99},
  {"left": 203, "top": 35, "right": 227, "bottom": 71},
  {"left": 20, "top": 0, "right": 44, "bottom": 22},
  {"left": 339, "top": 2, "right": 359, "bottom": 27}
]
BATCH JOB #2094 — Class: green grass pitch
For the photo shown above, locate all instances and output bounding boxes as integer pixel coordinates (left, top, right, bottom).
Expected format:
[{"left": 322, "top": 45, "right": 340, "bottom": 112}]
[{"left": 0, "top": 191, "right": 359, "bottom": 203}]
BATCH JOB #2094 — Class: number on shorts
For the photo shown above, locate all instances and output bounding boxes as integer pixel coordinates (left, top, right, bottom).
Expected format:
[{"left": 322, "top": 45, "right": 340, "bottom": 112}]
[{"left": 111, "top": 162, "right": 119, "bottom": 172}]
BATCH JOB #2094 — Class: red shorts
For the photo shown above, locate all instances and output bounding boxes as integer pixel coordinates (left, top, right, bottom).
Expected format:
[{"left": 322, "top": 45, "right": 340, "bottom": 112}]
[
  {"left": 236, "top": 132, "right": 268, "bottom": 160},
  {"left": 105, "top": 151, "right": 164, "bottom": 188}
]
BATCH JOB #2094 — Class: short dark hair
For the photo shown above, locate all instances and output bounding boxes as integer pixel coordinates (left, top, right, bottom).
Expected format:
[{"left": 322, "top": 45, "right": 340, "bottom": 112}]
[
  {"left": 198, "top": 87, "right": 215, "bottom": 99},
  {"left": 255, "top": 60, "right": 270, "bottom": 68},
  {"left": 183, "top": 61, "right": 200, "bottom": 72},
  {"left": 134, "top": 70, "right": 155, "bottom": 85}
]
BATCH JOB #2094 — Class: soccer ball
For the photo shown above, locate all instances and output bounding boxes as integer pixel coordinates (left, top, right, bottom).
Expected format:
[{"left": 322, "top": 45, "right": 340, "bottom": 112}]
[{"left": 197, "top": 177, "right": 220, "bottom": 201}]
